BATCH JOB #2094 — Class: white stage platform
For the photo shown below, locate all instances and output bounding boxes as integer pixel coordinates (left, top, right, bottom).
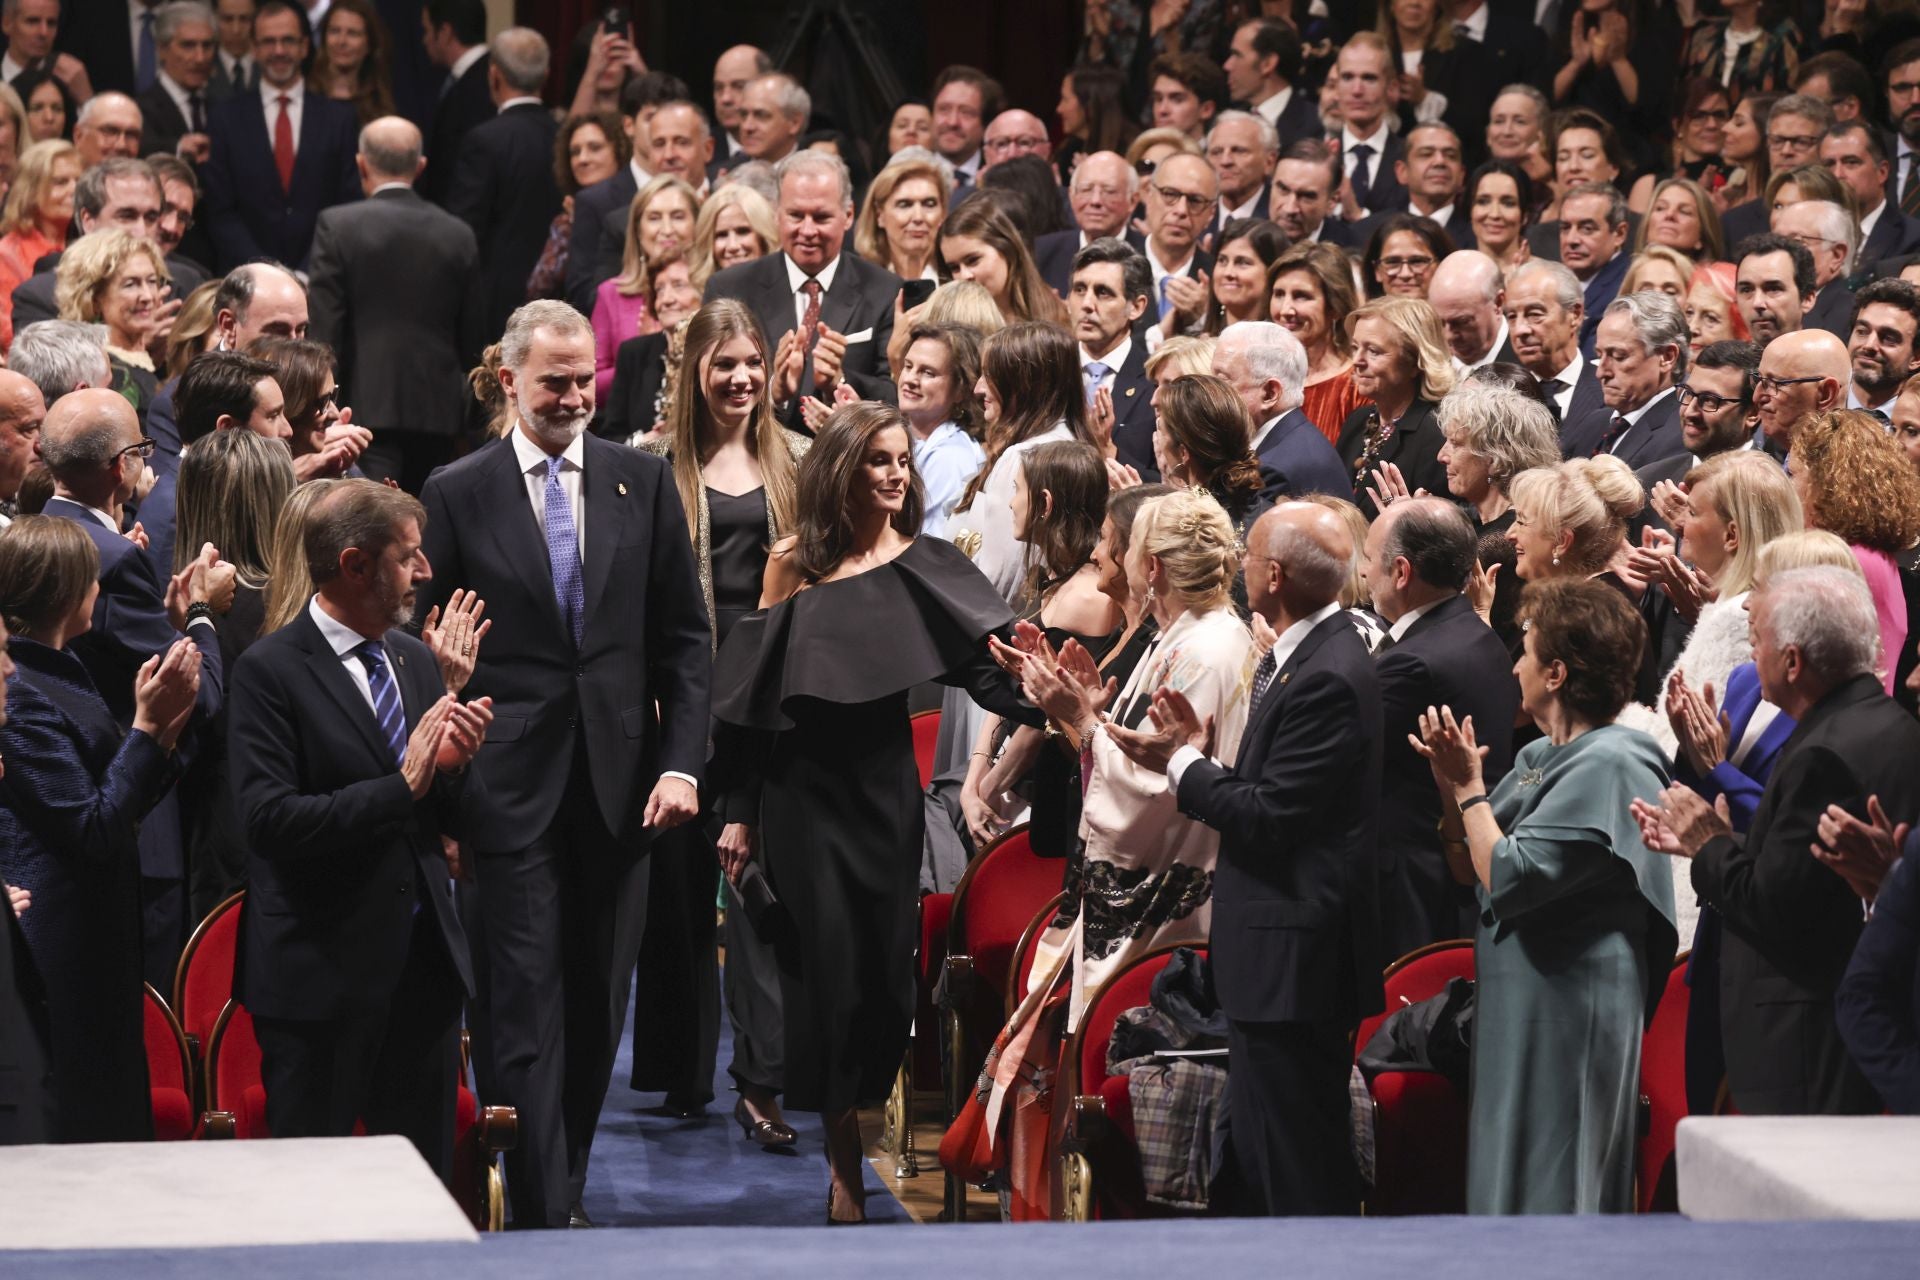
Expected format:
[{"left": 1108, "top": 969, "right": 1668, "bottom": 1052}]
[
  {"left": 0, "top": 1135, "right": 479, "bottom": 1250},
  {"left": 1677, "top": 1116, "right": 1920, "bottom": 1221}
]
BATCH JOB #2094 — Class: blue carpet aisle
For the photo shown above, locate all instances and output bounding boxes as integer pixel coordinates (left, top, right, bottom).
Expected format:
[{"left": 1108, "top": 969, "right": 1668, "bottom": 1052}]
[{"left": 576, "top": 980, "right": 913, "bottom": 1227}]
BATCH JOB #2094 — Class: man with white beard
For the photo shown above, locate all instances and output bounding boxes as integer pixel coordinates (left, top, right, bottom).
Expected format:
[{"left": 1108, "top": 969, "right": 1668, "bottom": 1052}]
[{"left": 416, "top": 299, "right": 711, "bottom": 1229}]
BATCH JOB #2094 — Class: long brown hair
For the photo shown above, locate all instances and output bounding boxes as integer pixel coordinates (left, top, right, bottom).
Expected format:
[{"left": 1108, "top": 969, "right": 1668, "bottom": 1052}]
[
  {"left": 1156, "top": 374, "right": 1263, "bottom": 501},
  {"left": 1017, "top": 440, "right": 1108, "bottom": 604},
  {"left": 961, "top": 320, "right": 1089, "bottom": 506},
  {"left": 790, "top": 403, "right": 923, "bottom": 582},
  {"left": 664, "top": 299, "right": 799, "bottom": 542},
  {"left": 308, "top": 0, "right": 395, "bottom": 123},
  {"left": 938, "top": 195, "right": 1067, "bottom": 326}
]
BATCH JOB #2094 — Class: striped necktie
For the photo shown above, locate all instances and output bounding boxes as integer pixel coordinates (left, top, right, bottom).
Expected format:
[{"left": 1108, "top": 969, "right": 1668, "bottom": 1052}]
[{"left": 355, "top": 640, "right": 408, "bottom": 767}]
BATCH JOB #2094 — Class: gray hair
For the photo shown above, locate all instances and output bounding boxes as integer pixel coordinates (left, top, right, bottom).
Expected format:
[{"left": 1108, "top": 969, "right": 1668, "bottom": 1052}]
[
  {"left": 500, "top": 299, "right": 592, "bottom": 373},
  {"left": 1768, "top": 93, "right": 1835, "bottom": 132},
  {"left": 1800, "top": 199, "right": 1859, "bottom": 276},
  {"left": 716, "top": 158, "right": 778, "bottom": 206},
  {"left": 1221, "top": 320, "right": 1307, "bottom": 414},
  {"left": 1764, "top": 566, "right": 1880, "bottom": 683},
  {"left": 1494, "top": 83, "right": 1548, "bottom": 118},
  {"left": 1435, "top": 381, "right": 1561, "bottom": 492},
  {"left": 1602, "top": 289, "right": 1691, "bottom": 380},
  {"left": 887, "top": 144, "right": 955, "bottom": 190},
  {"left": 1560, "top": 179, "right": 1629, "bottom": 231},
  {"left": 488, "top": 27, "right": 550, "bottom": 95},
  {"left": 774, "top": 147, "right": 852, "bottom": 208},
  {"left": 74, "top": 156, "right": 159, "bottom": 219},
  {"left": 1507, "top": 258, "right": 1583, "bottom": 314},
  {"left": 75, "top": 92, "right": 141, "bottom": 131},
  {"left": 9, "top": 321, "right": 112, "bottom": 407},
  {"left": 357, "top": 118, "right": 421, "bottom": 179},
  {"left": 1263, "top": 510, "right": 1347, "bottom": 606},
  {"left": 154, "top": 1, "right": 215, "bottom": 45},
  {"left": 1205, "top": 109, "right": 1278, "bottom": 158},
  {"left": 650, "top": 98, "right": 712, "bottom": 142},
  {"left": 1071, "top": 151, "right": 1140, "bottom": 202},
  {"left": 753, "top": 73, "right": 811, "bottom": 124},
  {"left": 37, "top": 397, "right": 127, "bottom": 477}
]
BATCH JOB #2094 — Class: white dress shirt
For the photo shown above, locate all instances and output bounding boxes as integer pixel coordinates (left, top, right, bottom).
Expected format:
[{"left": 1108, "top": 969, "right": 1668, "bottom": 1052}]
[
  {"left": 1144, "top": 238, "right": 1196, "bottom": 300},
  {"left": 1415, "top": 200, "right": 1455, "bottom": 229},
  {"left": 784, "top": 252, "right": 841, "bottom": 329},
  {"left": 220, "top": 50, "right": 253, "bottom": 87},
  {"left": 1219, "top": 187, "right": 1263, "bottom": 229},
  {"left": 1848, "top": 384, "right": 1898, "bottom": 417},
  {"left": 308, "top": 593, "right": 381, "bottom": 715},
  {"left": 1250, "top": 412, "right": 1282, "bottom": 453},
  {"left": 2, "top": 53, "right": 27, "bottom": 83},
  {"left": 1860, "top": 198, "right": 1886, "bottom": 247},
  {"left": 1386, "top": 597, "right": 1442, "bottom": 645},
  {"left": 498, "top": 95, "right": 542, "bottom": 115},
  {"left": 1251, "top": 87, "right": 1292, "bottom": 132},
  {"left": 510, "top": 422, "right": 585, "bottom": 562},
  {"left": 1454, "top": 316, "right": 1510, "bottom": 376},
  {"left": 1167, "top": 600, "right": 1343, "bottom": 786},
  {"left": 1455, "top": 1, "right": 1490, "bottom": 41},
  {"left": 1341, "top": 120, "right": 1392, "bottom": 183},
  {"left": 259, "top": 76, "right": 304, "bottom": 154},
  {"left": 449, "top": 43, "right": 487, "bottom": 82}
]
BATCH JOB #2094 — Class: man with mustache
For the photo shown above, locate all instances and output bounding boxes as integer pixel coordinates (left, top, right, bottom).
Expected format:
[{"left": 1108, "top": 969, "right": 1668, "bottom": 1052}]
[{"left": 417, "top": 299, "right": 710, "bottom": 1229}]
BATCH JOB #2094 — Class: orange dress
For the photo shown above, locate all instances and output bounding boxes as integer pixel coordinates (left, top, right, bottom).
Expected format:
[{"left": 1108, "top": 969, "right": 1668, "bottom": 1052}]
[
  {"left": 0, "top": 226, "right": 61, "bottom": 353},
  {"left": 1300, "top": 363, "right": 1366, "bottom": 446}
]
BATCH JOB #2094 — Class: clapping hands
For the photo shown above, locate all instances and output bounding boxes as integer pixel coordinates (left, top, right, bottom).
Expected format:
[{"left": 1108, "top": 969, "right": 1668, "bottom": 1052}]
[{"left": 421, "top": 589, "right": 491, "bottom": 696}]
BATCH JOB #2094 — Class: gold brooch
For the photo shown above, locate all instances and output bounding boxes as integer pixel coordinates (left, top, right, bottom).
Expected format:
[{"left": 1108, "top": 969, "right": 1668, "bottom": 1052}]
[{"left": 954, "top": 528, "right": 983, "bottom": 559}]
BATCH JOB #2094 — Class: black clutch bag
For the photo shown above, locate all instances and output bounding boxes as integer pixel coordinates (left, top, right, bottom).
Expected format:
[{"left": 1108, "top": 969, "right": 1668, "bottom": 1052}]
[{"left": 736, "top": 862, "right": 783, "bottom": 937}]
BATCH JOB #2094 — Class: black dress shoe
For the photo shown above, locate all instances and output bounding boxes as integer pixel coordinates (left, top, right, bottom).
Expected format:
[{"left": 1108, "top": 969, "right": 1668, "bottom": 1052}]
[
  {"left": 568, "top": 1203, "right": 595, "bottom": 1229},
  {"left": 734, "top": 1097, "right": 798, "bottom": 1148}
]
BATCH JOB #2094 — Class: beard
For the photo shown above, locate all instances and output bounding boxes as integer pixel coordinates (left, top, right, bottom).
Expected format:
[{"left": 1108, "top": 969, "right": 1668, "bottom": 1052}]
[{"left": 525, "top": 406, "right": 591, "bottom": 449}]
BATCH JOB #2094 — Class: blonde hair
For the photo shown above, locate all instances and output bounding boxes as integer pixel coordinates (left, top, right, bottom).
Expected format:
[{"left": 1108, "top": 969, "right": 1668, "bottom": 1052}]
[
  {"left": 688, "top": 183, "right": 776, "bottom": 290},
  {"left": 261, "top": 479, "right": 339, "bottom": 634},
  {"left": 1753, "top": 529, "right": 1863, "bottom": 586},
  {"left": 1620, "top": 244, "right": 1697, "bottom": 297},
  {"left": 616, "top": 174, "right": 701, "bottom": 296},
  {"left": 1298, "top": 492, "right": 1373, "bottom": 608},
  {"left": 1686, "top": 451, "right": 1803, "bottom": 598},
  {"left": 1125, "top": 127, "right": 1203, "bottom": 169},
  {"left": 922, "top": 279, "right": 1005, "bottom": 339},
  {"left": 164, "top": 279, "right": 222, "bottom": 381},
  {"left": 1132, "top": 489, "right": 1239, "bottom": 613},
  {"left": 54, "top": 228, "right": 168, "bottom": 326},
  {"left": 1145, "top": 334, "right": 1217, "bottom": 382},
  {"left": 0, "top": 138, "right": 75, "bottom": 237},
  {"left": 1508, "top": 455, "right": 1644, "bottom": 577},
  {"left": 854, "top": 157, "right": 950, "bottom": 271},
  {"left": 1344, "top": 295, "right": 1456, "bottom": 403}
]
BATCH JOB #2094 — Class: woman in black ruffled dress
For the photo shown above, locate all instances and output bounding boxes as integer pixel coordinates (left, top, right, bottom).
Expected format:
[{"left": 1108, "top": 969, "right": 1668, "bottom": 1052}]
[{"left": 713, "top": 403, "right": 1040, "bottom": 1224}]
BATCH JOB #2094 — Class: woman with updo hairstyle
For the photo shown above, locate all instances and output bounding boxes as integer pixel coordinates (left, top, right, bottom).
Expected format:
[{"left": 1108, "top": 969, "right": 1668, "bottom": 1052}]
[
  {"left": 1153, "top": 372, "right": 1275, "bottom": 546},
  {"left": 1269, "top": 240, "right": 1364, "bottom": 445},
  {"left": 944, "top": 487, "right": 1255, "bottom": 1221},
  {"left": 1506, "top": 454, "right": 1645, "bottom": 586},
  {"left": 711, "top": 402, "right": 1043, "bottom": 1223},
  {"left": 1414, "top": 576, "right": 1676, "bottom": 1214},
  {"left": 0, "top": 516, "right": 203, "bottom": 1143},
  {"left": 1435, "top": 380, "right": 1565, "bottom": 536},
  {"left": 1339, "top": 295, "right": 1458, "bottom": 519},
  {"left": 1787, "top": 409, "right": 1920, "bottom": 693}
]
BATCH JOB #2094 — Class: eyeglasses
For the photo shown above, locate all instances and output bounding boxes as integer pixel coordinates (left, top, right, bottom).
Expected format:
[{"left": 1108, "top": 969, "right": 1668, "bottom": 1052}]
[
  {"left": 114, "top": 437, "right": 156, "bottom": 461},
  {"left": 1152, "top": 182, "right": 1216, "bottom": 211},
  {"left": 1689, "top": 108, "right": 1732, "bottom": 125},
  {"left": 1380, "top": 255, "right": 1436, "bottom": 275},
  {"left": 1754, "top": 373, "right": 1828, "bottom": 394},
  {"left": 1675, "top": 384, "right": 1744, "bottom": 412},
  {"left": 1767, "top": 132, "right": 1821, "bottom": 151},
  {"left": 983, "top": 136, "right": 1048, "bottom": 154}
]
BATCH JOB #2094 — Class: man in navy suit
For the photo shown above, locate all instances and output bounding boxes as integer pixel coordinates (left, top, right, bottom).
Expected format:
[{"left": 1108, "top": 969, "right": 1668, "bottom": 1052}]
[
  {"left": 1111, "top": 502, "right": 1383, "bottom": 1216},
  {"left": 37, "top": 389, "right": 232, "bottom": 983},
  {"left": 1562, "top": 292, "right": 1692, "bottom": 468},
  {"left": 135, "top": 2, "right": 218, "bottom": 163},
  {"left": 1033, "top": 152, "right": 1137, "bottom": 298},
  {"left": 1206, "top": 112, "right": 1277, "bottom": 240},
  {"left": 1068, "top": 239, "right": 1157, "bottom": 478},
  {"left": 1430, "top": 251, "right": 1517, "bottom": 374},
  {"left": 1350, "top": 123, "right": 1475, "bottom": 250},
  {"left": 1560, "top": 181, "right": 1631, "bottom": 359},
  {"left": 1141, "top": 152, "right": 1217, "bottom": 327},
  {"left": 446, "top": 27, "right": 561, "bottom": 347},
  {"left": 1270, "top": 143, "right": 1356, "bottom": 250},
  {"left": 1225, "top": 18, "right": 1321, "bottom": 150},
  {"left": 1363, "top": 495, "right": 1518, "bottom": 955},
  {"left": 1215, "top": 321, "right": 1351, "bottom": 499},
  {"left": 230, "top": 479, "right": 489, "bottom": 1180},
  {"left": 416, "top": 300, "right": 709, "bottom": 1228},
  {"left": 200, "top": 0, "right": 359, "bottom": 270},
  {"left": 1332, "top": 36, "right": 1408, "bottom": 219},
  {"left": 1825, "top": 123, "right": 1920, "bottom": 276},
  {"left": 1505, "top": 260, "right": 1604, "bottom": 441},
  {"left": 419, "top": 0, "right": 490, "bottom": 206}
]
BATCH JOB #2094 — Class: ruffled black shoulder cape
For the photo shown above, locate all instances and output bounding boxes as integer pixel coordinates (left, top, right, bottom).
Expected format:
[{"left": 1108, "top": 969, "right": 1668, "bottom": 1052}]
[{"left": 712, "top": 537, "right": 1014, "bottom": 731}]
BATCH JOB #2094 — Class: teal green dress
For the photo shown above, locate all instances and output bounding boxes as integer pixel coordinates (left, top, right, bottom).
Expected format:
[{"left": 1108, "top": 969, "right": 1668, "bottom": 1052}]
[{"left": 1468, "top": 724, "right": 1678, "bottom": 1215}]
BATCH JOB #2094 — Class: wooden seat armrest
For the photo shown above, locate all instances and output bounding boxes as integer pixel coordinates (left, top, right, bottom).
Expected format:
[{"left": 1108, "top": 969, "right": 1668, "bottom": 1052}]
[{"left": 201, "top": 1110, "right": 236, "bottom": 1139}]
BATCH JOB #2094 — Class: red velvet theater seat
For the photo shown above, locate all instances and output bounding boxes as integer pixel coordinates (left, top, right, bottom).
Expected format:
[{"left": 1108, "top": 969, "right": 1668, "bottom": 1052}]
[
  {"left": 1358, "top": 939, "right": 1475, "bottom": 1216},
  {"left": 144, "top": 984, "right": 195, "bottom": 1140}
]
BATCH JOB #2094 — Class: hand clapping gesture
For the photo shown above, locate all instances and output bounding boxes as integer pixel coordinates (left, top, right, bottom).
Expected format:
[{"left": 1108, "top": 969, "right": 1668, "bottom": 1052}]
[
  {"left": 1105, "top": 686, "right": 1212, "bottom": 772},
  {"left": 1813, "top": 794, "right": 1907, "bottom": 903},
  {"left": 1408, "top": 705, "right": 1487, "bottom": 800},
  {"left": 132, "top": 637, "right": 203, "bottom": 750},
  {"left": 421, "top": 589, "right": 491, "bottom": 697},
  {"left": 1664, "top": 670, "right": 1730, "bottom": 776},
  {"left": 1630, "top": 784, "right": 1732, "bottom": 860}
]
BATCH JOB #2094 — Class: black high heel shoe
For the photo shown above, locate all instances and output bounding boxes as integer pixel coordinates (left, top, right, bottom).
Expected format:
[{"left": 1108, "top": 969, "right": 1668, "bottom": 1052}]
[{"left": 735, "top": 1096, "right": 797, "bottom": 1148}]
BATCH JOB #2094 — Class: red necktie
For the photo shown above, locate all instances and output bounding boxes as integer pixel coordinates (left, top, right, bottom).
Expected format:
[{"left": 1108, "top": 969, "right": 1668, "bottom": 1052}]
[
  {"left": 273, "top": 93, "right": 294, "bottom": 191},
  {"left": 799, "top": 279, "right": 822, "bottom": 345}
]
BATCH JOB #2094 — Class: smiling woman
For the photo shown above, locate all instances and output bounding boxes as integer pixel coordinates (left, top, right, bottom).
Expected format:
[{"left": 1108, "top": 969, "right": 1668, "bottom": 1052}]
[{"left": 54, "top": 226, "right": 170, "bottom": 419}]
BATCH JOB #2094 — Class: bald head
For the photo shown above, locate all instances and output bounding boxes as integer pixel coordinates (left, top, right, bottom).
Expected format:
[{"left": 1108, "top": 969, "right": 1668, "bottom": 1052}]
[
  {"left": 215, "top": 262, "right": 309, "bottom": 350},
  {"left": 1757, "top": 329, "right": 1850, "bottom": 446},
  {"left": 74, "top": 91, "right": 143, "bottom": 166},
  {"left": 1428, "top": 251, "right": 1506, "bottom": 365},
  {"left": 983, "top": 109, "right": 1051, "bottom": 169},
  {"left": 358, "top": 116, "right": 424, "bottom": 185},
  {"left": 0, "top": 369, "right": 47, "bottom": 504},
  {"left": 39, "top": 389, "right": 143, "bottom": 506},
  {"left": 1068, "top": 151, "right": 1137, "bottom": 239},
  {"left": 1249, "top": 501, "right": 1351, "bottom": 620}
]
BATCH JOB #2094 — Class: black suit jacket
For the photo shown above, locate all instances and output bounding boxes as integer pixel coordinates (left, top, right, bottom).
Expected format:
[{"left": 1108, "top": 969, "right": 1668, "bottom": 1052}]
[
  {"left": 1835, "top": 825, "right": 1920, "bottom": 1113},
  {"left": 1859, "top": 204, "right": 1920, "bottom": 275},
  {"left": 1337, "top": 399, "right": 1448, "bottom": 520},
  {"left": 1034, "top": 229, "right": 1083, "bottom": 299},
  {"left": 1718, "top": 199, "right": 1768, "bottom": 252},
  {"left": 421, "top": 55, "right": 493, "bottom": 206},
  {"left": 1560, "top": 386, "right": 1689, "bottom": 469},
  {"left": 1103, "top": 335, "right": 1157, "bottom": 479},
  {"left": 1256, "top": 408, "right": 1351, "bottom": 500},
  {"left": 1354, "top": 202, "right": 1475, "bottom": 252},
  {"left": 202, "top": 89, "right": 361, "bottom": 270},
  {"left": 1694, "top": 674, "right": 1920, "bottom": 1114},
  {"left": 307, "top": 187, "right": 482, "bottom": 439},
  {"left": 1179, "top": 610, "right": 1385, "bottom": 1027},
  {"left": 209, "top": 53, "right": 254, "bottom": 99},
  {"left": 416, "top": 434, "right": 711, "bottom": 853},
  {"left": 0, "top": 870, "right": 51, "bottom": 1144},
  {"left": 1375, "top": 595, "right": 1518, "bottom": 957},
  {"left": 1270, "top": 88, "right": 1323, "bottom": 152},
  {"left": 228, "top": 613, "right": 472, "bottom": 1020},
  {"left": 447, "top": 103, "right": 563, "bottom": 342},
  {"left": 136, "top": 81, "right": 201, "bottom": 159},
  {"left": 565, "top": 166, "right": 638, "bottom": 315},
  {"left": 1344, "top": 132, "right": 1407, "bottom": 216},
  {"left": 1473, "top": 8, "right": 1554, "bottom": 94},
  {"left": 602, "top": 332, "right": 668, "bottom": 440},
  {"left": 52, "top": 0, "right": 137, "bottom": 95},
  {"left": 1805, "top": 276, "right": 1855, "bottom": 339},
  {"left": 703, "top": 251, "right": 902, "bottom": 404}
]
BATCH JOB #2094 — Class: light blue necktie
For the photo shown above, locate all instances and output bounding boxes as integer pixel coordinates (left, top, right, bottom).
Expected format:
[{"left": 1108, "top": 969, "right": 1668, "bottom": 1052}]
[
  {"left": 1083, "top": 360, "right": 1110, "bottom": 407},
  {"left": 1157, "top": 277, "right": 1173, "bottom": 321},
  {"left": 355, "top": 640, "right": 408, "bottom": 767},
  {"left": 543, "top": 455, "right": 585, "bottom": 647},
  {"left": 137, "top": 8, "right": 157, "bottom": 93}
]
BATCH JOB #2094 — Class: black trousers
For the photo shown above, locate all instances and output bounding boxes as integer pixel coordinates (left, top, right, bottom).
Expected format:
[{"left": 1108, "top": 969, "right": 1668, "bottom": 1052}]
[
  {"left": 628, "top": 819, "right": 719, "bottom": 1103},
  {"left": 252, "top": 910, "right": 464, "bottom": 1183},
  {"left": 1220, "top": 1017, "right": 1361, "bottom": 1217},
  {"left": 471, "top": 754, "right": 650, "bottom": 1229}
]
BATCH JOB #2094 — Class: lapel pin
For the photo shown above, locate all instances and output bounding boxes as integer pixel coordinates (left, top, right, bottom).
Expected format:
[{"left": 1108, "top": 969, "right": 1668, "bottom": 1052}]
[
  {"left": 617, "top": 482, "right": 628, "bottom": 495},
  {"left": 395, "top": 653, "right": 405, "bottom": 667},
  {"left": 1278, "top": 672, "right": 1289, "bottom": 686},
  {"left": 1124, "top": 387, "right": 1136, "bottom": 397}
]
